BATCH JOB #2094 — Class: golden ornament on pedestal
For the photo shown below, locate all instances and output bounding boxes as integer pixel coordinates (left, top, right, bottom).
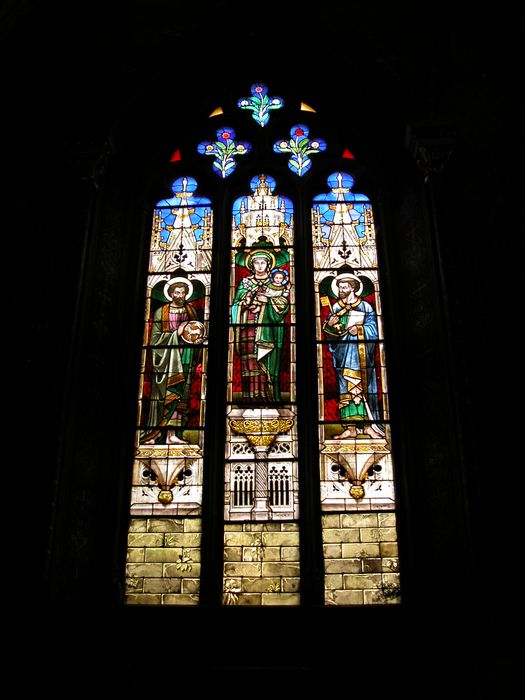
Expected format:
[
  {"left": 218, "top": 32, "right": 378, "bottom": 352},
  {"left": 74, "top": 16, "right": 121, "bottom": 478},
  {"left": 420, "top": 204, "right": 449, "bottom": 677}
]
[
  {"left": 158, "top": 489, "right": 174, "bottom": 504},
  {"left": 349, "top": 481, "right": 365, "bottom": 500}
]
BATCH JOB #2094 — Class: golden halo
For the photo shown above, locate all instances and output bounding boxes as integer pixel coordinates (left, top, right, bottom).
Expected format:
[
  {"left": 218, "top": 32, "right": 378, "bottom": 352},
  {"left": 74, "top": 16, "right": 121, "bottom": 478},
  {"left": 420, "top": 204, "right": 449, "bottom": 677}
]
[
  {"left": 331, "top": 272, "right": 363, "bottom": 298},
  {"left": 245, "top": 249, "right": 276, "bottom": 272},
  {"left": 163, "top": 276, "right": 194, "bottom": 302}
]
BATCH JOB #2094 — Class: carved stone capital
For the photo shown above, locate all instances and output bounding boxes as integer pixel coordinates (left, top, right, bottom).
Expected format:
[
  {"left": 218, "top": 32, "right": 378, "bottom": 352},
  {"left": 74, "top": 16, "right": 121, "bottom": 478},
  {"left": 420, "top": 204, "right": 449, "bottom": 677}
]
[
  {"left": 65, "top": 138, "right": 115, "bottom": 189},
  {"left": 405, "top": 121, "right": 456, "bottom": 181}
]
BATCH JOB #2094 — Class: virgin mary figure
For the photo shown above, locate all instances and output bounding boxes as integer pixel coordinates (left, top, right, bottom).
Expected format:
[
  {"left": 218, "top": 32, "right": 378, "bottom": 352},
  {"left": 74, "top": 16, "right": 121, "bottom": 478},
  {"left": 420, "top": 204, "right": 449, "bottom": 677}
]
[{"left": 231, "top": 249, "right": 289, "bottom": 402}]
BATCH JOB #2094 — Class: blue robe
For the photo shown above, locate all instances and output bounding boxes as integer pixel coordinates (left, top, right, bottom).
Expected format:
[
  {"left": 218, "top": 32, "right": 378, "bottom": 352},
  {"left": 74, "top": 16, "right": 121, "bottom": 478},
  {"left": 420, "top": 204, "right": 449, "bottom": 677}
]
[{"left": 323, "top": 298, "right": 380, "bottom": 422}]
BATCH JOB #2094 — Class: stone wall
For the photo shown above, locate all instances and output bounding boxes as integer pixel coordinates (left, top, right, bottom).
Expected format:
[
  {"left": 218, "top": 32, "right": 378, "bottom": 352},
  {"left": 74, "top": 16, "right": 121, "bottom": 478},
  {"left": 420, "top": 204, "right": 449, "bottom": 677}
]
[
  {"left": 223, "top": 522, "right": 300, "bottom": 605},
  {"left": 125, "top": 514, "right": 399, "bottom": 606},
  {"left": 125, "top": 517, "right": 201, "bottom": 605},
  {"left": 322, "top": 512, "right": 400, "bottom": 605}
]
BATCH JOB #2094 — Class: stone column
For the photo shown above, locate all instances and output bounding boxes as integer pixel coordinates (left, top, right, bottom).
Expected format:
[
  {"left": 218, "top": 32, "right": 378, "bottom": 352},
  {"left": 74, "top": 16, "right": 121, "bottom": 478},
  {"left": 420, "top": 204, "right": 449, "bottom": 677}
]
[{"left": 252, "top": 444, "right": 271, "bottom": 519}]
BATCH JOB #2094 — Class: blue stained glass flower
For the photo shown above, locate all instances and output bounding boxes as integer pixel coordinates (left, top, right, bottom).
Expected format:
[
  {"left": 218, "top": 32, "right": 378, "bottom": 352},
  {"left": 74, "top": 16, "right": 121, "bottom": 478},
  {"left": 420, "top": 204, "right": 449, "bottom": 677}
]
[
  {"left": 238, "top": 83, "right": 284, "bottom": 127},
  {"left": 197, "top": 127, "right": 251, "bottom": 178},
  {"left": 273, "top": 124, "right": 327, "bottom": 176}
]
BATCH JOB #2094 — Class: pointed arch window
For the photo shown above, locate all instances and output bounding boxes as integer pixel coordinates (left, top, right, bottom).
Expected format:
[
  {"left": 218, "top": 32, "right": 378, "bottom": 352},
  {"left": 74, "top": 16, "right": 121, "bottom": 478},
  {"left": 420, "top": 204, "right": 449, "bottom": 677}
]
[{"left": 125, "top": 84, "right": 401, "bottom": 607}]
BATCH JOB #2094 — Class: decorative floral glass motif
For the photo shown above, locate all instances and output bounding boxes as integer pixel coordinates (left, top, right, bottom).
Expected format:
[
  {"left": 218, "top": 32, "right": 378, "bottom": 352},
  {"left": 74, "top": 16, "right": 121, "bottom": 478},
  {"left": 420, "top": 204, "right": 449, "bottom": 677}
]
[
  {"left": 312, "top": 172, "right": 400, "bottom": 605},
  {"left": 238, "top": 82, "right": 284, "bottom": 127},
  {"left": 223, "top": 174, "right": 300, "bottom": 606},
  {"left": 197, "top": 127, "right": 251, "bottom": 178},
  {"left": 273, "top": 123, "right": 326, "bottom": 176}
]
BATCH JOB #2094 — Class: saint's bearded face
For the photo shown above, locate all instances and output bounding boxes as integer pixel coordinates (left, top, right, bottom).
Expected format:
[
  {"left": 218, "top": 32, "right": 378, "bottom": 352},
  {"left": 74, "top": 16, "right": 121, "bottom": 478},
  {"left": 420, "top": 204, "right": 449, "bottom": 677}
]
[
  {"left": 337, "top": 281, "right": 352, "bottom": 299},
  {"left": 170, "top": 285, "right": 187, "bottom": 306}
]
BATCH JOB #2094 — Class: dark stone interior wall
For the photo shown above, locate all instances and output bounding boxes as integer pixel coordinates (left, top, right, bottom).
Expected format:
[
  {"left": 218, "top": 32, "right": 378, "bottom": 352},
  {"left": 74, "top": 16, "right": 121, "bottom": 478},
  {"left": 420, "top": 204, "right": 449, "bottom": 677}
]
[{"left": 4, "top": 1, "right": 523, "bottom": 695}]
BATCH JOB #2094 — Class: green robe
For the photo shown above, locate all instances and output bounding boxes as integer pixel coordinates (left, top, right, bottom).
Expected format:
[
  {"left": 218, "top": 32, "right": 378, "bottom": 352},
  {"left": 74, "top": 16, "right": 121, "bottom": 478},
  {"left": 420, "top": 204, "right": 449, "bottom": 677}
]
[
  {"left": 142, "top": 302, "right": 199, "bottom": 441},
  {"left": 231, "top": 274, "right": 289, "bottom": 402}
]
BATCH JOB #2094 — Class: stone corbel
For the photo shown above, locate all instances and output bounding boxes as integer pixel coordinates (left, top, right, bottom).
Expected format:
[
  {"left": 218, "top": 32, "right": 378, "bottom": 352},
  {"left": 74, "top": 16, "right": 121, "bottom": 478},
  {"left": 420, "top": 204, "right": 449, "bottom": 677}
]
[
  {"left": 322, "top": 440, "right": 389, "bottom": 501},
  {"left": 136, "top": 444, "right": 202, "bottom": 505}
]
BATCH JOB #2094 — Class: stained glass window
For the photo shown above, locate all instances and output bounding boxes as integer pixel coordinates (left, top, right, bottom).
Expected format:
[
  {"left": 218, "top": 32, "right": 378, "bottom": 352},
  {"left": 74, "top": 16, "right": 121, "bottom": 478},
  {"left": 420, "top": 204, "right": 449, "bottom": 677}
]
[
  {"left": 124, "top": 84, "right": 401, "bottom": 607},
  {"left": 313, "top": 172, "right": 400, "bottom": 604},
  {"left": 126, "top": 176, "right": 212, "bottom": 605},
  {"left": 223, "top": 175, "right": 299, "bottom": 605}
]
